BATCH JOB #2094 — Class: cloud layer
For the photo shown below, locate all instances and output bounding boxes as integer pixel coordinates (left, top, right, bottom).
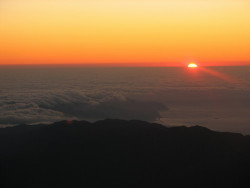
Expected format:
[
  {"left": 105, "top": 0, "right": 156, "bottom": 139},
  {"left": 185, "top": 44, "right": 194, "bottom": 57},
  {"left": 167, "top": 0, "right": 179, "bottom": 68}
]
[
  {"left": 0, "top": 67, "right": 250, "bottom": 134},
  {"left": 0, "top": 91, "right": 167, "bottom": 126}
]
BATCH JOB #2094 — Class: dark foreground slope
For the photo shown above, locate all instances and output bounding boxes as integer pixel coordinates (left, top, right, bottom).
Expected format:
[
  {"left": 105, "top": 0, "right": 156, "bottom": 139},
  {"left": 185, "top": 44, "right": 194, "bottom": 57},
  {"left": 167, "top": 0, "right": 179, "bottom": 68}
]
[{"left": 1, "top": 119, "right": 250, "bottom": 188}]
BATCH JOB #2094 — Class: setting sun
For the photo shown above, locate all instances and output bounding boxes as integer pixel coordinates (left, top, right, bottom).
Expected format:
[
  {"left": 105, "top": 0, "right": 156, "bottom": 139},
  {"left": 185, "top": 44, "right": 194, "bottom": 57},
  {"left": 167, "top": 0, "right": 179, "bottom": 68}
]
[{"left": 188, "top": 63, "right": 198, "bottom": 68}]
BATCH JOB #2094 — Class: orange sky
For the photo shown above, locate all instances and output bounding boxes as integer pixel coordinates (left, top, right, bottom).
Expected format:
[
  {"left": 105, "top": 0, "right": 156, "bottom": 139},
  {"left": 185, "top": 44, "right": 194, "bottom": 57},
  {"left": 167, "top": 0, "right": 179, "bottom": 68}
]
[{"left": 0, "top": 0, "right": 250, "bottom": 66}]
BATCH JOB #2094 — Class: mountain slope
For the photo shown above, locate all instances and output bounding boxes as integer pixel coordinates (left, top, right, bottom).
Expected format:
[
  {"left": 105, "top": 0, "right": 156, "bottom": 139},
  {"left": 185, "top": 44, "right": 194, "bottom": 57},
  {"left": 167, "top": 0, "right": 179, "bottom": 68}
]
[{"left": 1, "top": 119, "right": 250, "bottom": 187}]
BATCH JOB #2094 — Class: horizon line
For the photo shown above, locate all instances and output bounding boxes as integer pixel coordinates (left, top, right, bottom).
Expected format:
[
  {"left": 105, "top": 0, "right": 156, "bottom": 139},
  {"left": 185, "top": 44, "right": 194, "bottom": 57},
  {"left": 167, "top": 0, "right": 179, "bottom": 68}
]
[{"left": 0, "top": 62, "right": 250, "bottom": 68}]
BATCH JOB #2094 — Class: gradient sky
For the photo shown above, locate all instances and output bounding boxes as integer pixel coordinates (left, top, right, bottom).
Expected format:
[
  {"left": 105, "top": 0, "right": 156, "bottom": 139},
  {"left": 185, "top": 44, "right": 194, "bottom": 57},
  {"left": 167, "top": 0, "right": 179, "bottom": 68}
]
[{"left": 0, "top": 0, "right": 250, "bottom": 66}]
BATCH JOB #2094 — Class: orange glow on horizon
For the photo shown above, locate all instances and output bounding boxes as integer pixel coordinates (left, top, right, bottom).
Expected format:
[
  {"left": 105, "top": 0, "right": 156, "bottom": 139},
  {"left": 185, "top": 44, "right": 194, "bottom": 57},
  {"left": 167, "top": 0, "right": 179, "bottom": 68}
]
[{"left": 0, "top": 0, "right": 250, "bottom": 66}]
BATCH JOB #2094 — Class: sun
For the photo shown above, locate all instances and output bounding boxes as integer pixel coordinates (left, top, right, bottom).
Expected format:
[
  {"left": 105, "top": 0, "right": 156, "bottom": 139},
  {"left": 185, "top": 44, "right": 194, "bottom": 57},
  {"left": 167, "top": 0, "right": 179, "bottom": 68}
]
[{"left": 188, "top": 63, "right": 198, "bottom": 68}]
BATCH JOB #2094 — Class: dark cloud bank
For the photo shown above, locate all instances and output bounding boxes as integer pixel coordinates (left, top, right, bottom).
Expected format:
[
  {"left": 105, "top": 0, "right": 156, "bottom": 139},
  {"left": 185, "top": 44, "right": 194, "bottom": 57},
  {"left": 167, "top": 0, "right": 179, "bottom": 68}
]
[
  {"left": 39, "top": 97, "right": 167, "bottom": 121},
  {"left": 0, "top": 92, "right": 167, "bottom": 126}
]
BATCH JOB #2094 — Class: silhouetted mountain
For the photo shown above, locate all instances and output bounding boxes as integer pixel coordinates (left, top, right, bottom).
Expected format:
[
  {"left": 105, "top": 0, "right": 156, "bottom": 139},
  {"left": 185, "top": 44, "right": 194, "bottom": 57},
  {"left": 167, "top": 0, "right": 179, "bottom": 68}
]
[{"left": 1, "top": 119, "right": 250, "bottom": 187}]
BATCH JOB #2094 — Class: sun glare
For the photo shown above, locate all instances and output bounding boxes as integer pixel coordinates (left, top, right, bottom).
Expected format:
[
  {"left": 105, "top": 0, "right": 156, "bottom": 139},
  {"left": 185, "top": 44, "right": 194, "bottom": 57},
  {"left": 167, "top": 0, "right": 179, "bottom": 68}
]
[{"left": 188, "top": 63, "right": 198, "bottom": 68}]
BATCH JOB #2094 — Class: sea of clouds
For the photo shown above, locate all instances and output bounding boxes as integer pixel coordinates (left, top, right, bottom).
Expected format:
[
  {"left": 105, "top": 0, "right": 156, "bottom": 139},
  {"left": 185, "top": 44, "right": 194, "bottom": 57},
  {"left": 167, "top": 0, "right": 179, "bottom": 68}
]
[
  {"left": 0, "top": 90, "right": 167, "bottom": 126},
  {"left": 0, "top": 67, "right": 250, "bottom": 133}
]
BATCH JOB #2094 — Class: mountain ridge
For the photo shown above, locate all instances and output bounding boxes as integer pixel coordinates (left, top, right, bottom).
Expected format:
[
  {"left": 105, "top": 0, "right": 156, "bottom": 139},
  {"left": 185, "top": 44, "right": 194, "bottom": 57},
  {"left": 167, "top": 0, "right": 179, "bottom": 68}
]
[{"left": 1, "top": 119, "right": 250, "bottom": 187}]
